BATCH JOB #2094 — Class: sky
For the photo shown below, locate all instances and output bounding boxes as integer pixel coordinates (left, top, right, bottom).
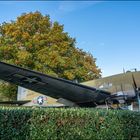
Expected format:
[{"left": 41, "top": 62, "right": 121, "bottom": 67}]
[{"left": 0, "top": 1, "right": 140, "bottom": 77}]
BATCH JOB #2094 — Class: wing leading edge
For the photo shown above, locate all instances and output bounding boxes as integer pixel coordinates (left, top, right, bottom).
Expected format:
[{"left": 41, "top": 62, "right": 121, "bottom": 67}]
[
  {"left": 0, "top": 100, "right": 30, "bottom": 105},
  {"left": 0, "top": 61, "right": 111, "bottom": 107}
]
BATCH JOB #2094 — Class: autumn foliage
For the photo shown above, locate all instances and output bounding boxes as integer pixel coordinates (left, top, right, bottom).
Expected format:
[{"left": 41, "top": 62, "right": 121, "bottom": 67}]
[{"left": 0, "top": 12, "right": 101, "bottom": 100}]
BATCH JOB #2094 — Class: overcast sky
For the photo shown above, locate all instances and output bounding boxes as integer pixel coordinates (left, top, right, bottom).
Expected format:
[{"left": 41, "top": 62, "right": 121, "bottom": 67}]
[{"left": 0, "top": 1, "right": 140, "bottom": 77}]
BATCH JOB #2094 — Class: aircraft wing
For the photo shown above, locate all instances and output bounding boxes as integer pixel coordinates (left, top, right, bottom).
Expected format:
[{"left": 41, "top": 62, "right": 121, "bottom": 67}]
[
  {"left": 0, "top": 100, "right": 31, "bottom": 105},
  {"left": 0, "top": 61, "right": 111, "bottom": 107}
]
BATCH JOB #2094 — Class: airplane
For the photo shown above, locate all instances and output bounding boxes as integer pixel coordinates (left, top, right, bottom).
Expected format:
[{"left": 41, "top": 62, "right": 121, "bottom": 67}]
[{"left": 0, "top": 61, "right": 139, "bottom": 110}]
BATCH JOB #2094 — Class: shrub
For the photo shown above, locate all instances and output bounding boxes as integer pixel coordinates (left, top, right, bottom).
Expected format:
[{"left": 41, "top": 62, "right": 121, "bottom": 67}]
[{"left": 0, "top": 107, "right": 140, "bottom": 140}]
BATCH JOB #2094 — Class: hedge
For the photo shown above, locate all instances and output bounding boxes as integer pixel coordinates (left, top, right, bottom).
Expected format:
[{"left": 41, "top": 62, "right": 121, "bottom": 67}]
[{"left": 0, "top": 107, "right": 140, "bottom": 140}]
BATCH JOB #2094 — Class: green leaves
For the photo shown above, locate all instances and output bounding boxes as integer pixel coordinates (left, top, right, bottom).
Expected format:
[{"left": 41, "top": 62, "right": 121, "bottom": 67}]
[
  {"left": 0, "top": 107, "right": 140, "bottom": 140},
  {"left": 0, "top": 82, "right": 17, "bottom": 101},
  {"left": 0, "top": 11, "right": 101, "bottom": 100},
  {"left": 0, "top": 11, "right": 101, "bottom": 82}
]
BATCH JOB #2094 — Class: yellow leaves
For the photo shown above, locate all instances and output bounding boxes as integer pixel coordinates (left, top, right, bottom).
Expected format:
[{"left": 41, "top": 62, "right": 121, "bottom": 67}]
[
  {"left": 15, "top": 60, "right": 21, "bottom": 65},
  {"left": 22, "top": 32, "right": 30, "bottom": 40},
  {"left": 64, "top": 70, "right": 75, "bottom": 80},
  {"left": 0, "top": 12, "right": 101, "bottom": 83},
  {"left": 17, "top": 12, "right": 41, "bottom": 25},
  {"left": 16, "top": 51, "right": 32, "bottom": 62},
  {"left": 47, "top": 51, "right": 62, "bottom": 68},
  {"left": 11, "top": 30, "right": 22, "bottom": 41},
  {"left": 4, "top": 24, "right": 16, "bottom": 36},
  {"left": 0, "top": 46, "right": 15, "bottom": 60}
]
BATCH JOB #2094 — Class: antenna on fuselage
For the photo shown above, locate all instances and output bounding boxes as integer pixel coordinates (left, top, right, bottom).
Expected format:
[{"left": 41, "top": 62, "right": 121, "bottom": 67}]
[
  {"left": 132, "top": 74, "right": 140, "bottom": 111},
  {"left": 123, "top": 68, "right": 125, "bottom": 73}
]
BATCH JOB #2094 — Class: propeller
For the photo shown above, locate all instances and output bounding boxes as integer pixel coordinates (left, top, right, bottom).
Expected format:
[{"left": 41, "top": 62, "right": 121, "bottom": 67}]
[{"left": 132, "top": 74, "right": 140, "bottom": 111}]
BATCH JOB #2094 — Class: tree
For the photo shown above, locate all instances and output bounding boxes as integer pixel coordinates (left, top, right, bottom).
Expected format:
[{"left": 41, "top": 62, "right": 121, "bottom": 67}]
[
  {"left": 0, "top": 11, "right": 101, "bottom": 100},
  {"left": 0, "top": 82, "right": 17, "bottom": 101}
]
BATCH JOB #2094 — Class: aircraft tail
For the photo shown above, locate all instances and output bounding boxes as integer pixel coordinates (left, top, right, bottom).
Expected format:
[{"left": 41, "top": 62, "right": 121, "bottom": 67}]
[
  {"left": 17, "top": 86, "right": 64, "bottom": 107},
  {"left": 17, "top": 86, "right": 28, "bottom": 101}
]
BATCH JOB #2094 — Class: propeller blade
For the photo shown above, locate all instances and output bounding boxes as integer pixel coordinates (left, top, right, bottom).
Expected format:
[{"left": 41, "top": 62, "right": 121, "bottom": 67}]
[
  {"left": 132, "top": 74, "right": 138, "bottom": 91},
  {"left": 132, "top": 74, "right": 140, "bottom": 111},
  {"left": 120, "top": 83, "right": 128, "bottom": 104}
]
